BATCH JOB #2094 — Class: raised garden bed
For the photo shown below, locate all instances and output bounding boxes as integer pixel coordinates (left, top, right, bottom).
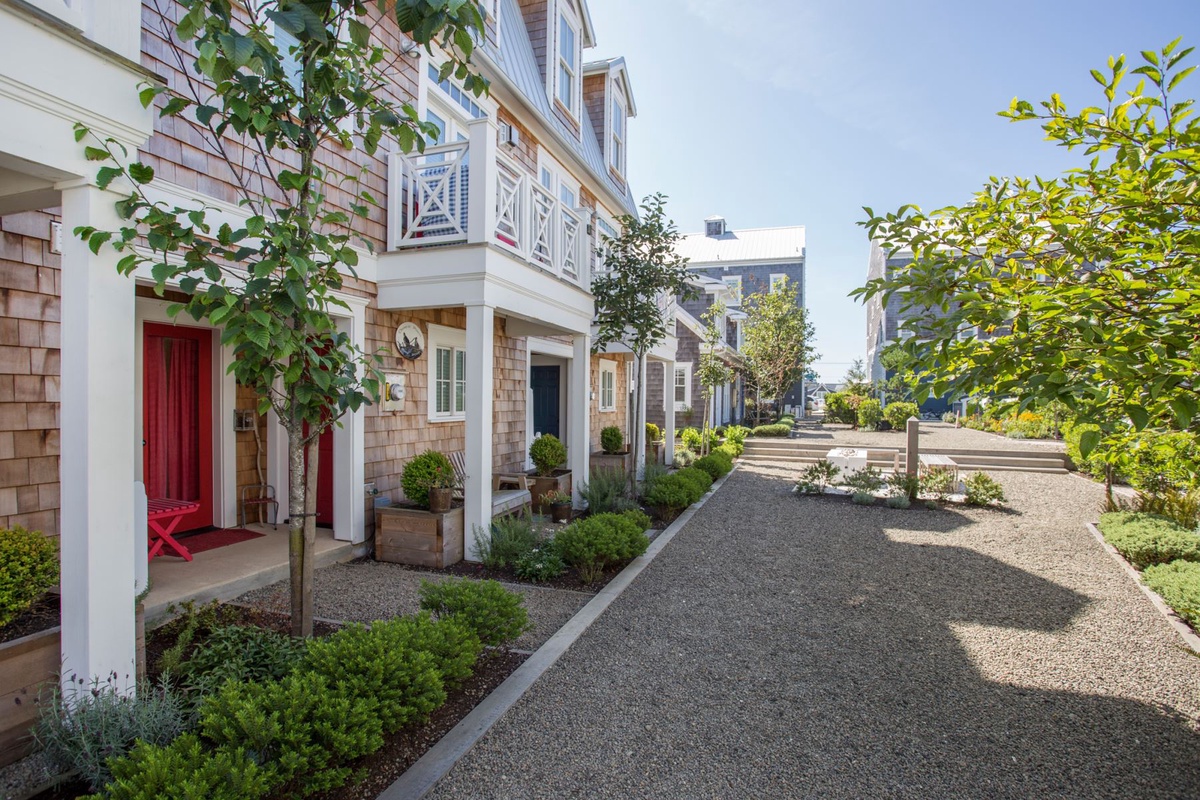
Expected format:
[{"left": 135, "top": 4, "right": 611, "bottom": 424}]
[{"left": 375, "top": 504, "right": 464, "bottom": 568}]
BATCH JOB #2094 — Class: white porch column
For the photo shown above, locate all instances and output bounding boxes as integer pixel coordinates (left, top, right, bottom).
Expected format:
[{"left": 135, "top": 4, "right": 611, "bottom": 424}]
[
  {"left": 635, "top": 355, "right": 648, "bottom": 479},
  {"left": 663, "top": 360, "right": 675, "bottom": 466},
  {"left": 464, "top": 304, "right": 495, "bottom": 560},
  {"left": 568, "top": 333, "right": 590, "bottom": 507},
  {"left": 466, "top": 117, "right": 499, "bottom": 245},
  {"left": 59, "top": 184, "right": 136, "bottom": 689}
]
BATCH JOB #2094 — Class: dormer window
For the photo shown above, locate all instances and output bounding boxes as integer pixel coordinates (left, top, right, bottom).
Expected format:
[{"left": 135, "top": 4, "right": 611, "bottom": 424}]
[
  {"left": 555, "top": 7, "right": 581, "bottom": 118},
  {"left": 706, "top": 217, "right": 726, "bottom": 237},
  {"left": 610, "top": 88, "right": 626, "bottom": 174}
]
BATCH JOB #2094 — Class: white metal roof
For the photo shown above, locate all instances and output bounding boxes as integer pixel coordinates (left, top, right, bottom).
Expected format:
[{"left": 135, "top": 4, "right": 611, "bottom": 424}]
[{"left": 676, "top": 225, "right": 807, "bottom": 265}]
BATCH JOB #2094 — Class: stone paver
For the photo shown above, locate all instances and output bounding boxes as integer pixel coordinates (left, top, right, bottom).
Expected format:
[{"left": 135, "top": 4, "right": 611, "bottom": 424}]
[{"left": 428, "top": 460, "right": 1200, "bottom": 799}]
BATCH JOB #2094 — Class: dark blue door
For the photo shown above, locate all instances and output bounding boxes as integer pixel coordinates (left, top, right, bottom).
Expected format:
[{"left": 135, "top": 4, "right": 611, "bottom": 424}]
[{"left": 531, "top": 366, "right": 560, "bottom": 439}]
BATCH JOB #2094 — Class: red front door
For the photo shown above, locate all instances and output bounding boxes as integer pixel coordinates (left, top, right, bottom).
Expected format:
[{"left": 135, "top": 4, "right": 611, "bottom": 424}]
[
  {"left": 143, "top": 323, "right": 213, "bottom": 534},
  {"left": 302, "top": 422, "right": 335, "bottom": 528}
]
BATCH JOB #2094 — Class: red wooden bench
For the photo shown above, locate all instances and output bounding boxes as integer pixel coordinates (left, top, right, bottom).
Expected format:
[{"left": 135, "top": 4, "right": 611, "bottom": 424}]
[{"left": 147, "top": 498, "right": 201, "bottom": 561}]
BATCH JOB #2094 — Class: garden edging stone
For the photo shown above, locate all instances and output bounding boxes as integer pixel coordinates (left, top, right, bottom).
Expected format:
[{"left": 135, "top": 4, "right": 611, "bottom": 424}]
[
  {"left": 377, "top": 465, "right": 739, "bottom": 800},
  {"left": 1084, "top": 521, "right": 1200, "bottom": 653}
]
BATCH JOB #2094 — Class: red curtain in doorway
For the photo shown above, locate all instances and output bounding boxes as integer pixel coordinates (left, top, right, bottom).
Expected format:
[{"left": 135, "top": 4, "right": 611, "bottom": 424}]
[{"left": 144, "top": 335, "right": 200, "bottom": 501}]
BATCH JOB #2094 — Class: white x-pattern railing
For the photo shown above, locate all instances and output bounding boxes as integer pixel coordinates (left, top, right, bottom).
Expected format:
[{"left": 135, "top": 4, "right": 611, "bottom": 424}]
[{"left": 388, "top": 141, "right": 588, "bottom": 289}]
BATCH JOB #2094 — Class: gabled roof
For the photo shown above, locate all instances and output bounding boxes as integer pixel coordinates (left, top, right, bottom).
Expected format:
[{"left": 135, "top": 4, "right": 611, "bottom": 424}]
[
  {"left": 479, "top": 0, "right": 637, "bottom": 216},
  {"left": 676, "top": 225, "right": 807, "bottom": 265},
  {"left": 583, "top": 56, "right": 637, "bottom": 117}
]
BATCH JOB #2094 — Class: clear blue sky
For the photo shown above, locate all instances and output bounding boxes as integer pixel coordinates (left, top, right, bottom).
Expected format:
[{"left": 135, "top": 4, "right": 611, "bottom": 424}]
[{"left": 586, "top": 0, "right": 1200, "bottom": 384}]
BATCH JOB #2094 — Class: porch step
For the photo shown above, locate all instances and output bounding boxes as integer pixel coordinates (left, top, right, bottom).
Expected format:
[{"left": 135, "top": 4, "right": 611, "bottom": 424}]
[{"left": 740, "top": 439, "right": 1069, "bottom": 475}]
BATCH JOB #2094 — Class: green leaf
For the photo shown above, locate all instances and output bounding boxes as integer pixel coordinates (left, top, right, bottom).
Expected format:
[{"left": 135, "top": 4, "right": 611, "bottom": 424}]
[
  {"left": 128, "top": 163, "right": 155, "bottom": 184},
  {"left": 84, "top": 146, "right": 110, "bottom": 161},
  {"left": 1125, "top": 404, "right": 1149, "bottom": 431},
  {"left": 1079, "top": 429, "right": 1103, "bottom": 459}
]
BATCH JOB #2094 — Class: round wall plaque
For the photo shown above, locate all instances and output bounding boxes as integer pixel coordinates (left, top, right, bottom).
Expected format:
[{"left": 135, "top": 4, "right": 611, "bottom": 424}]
[{"left": 394, "top": 322, "right": 425, "bottom": 360}]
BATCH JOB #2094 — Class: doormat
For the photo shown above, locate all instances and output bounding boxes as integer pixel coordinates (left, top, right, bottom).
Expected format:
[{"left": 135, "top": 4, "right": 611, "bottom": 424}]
[{"left": 178, "top": 528, "right": 266, "bottom": 555}]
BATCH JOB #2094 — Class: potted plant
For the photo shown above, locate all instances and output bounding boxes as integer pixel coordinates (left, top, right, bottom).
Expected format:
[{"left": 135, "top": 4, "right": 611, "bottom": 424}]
[
  {"left": 591, "top": 425, "right": 632, "bottom": 473},
  {"left": 376, "top": 450, "right": 464, "bottom": 568},
  {"left": 0, "top": 526, "right": 60, "bottom": 767},
  {"left": 543, "top": 489, "right": 573, "bottom": 523},
  {"left": 529, "top": 434, "right": 571, "bottom": 513}
]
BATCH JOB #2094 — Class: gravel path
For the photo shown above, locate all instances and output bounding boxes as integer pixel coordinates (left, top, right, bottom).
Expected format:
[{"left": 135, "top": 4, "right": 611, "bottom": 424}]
[
  {"left": 234, "top": 561, "right": 591, "bottom": 651},
  {"left": 428, "top": 460, "right": 1200, "bottom": 799},
  {"left": 791, "top": 421, "right": 1066, "bottom": 452}
]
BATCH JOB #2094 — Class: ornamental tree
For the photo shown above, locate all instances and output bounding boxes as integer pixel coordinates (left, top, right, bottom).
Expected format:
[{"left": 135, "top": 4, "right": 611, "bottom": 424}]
[
  {"left": 593, "top": 193, "right": 697, "bottom": 488},
  {"left": 739, "top": 276, "right": 818, "bottom": 424},
  {"left": 75, "top": 0, "right": 486, "bottom": 636},
  {"left": 854, "top": 39, "right": 1200, "bottom": 475},
  {"left": 695, "top": 300, "right": 733, "bottom": 455}
]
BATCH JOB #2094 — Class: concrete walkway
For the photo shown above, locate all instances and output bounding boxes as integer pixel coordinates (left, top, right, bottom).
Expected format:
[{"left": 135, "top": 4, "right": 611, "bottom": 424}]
[{"left": 428, "top": 461, "right": 1200, "bottom": 799}]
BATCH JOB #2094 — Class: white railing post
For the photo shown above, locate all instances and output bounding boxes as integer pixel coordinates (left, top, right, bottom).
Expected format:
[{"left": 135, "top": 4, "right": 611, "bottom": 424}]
[{"left": 467, "top": 117, "right": 498, "bottom": 245}]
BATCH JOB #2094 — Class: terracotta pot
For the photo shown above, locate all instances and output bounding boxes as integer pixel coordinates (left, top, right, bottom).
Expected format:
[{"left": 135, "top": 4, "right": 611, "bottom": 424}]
[
  {"left": 428, "top": 488, "right": 453, "bottom": 514},
  {"left": 551, "top": 502, "right": 572, "bottom": 523}
]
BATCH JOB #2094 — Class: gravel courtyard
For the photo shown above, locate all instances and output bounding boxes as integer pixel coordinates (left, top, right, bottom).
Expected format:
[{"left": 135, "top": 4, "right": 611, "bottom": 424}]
[{"left": 428, "top": 459, "right": 1200, "bottom": 799}]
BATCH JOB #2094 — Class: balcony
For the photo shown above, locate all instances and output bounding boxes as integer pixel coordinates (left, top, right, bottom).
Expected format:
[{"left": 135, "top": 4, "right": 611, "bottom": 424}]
[{"left": 387, "top": 118, "right": 590, "bottom": 291}]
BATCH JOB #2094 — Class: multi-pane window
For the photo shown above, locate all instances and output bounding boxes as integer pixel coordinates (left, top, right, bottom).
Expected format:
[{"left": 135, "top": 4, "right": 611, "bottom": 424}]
[
  {"left": 770, "top": 274, "right": 787, "bottom": 293},
  {"left": 557, "top": 13, "right": 577, "bottom": 112},
  {"left": 429, "top": 326, "right": 467, "bottom": 421},
  {"left": 674, "top": 363, "right": 692, "bottom": 410},
  {"left": 275, "top": 25, "right": 303, "bottom": 93},
  {"left": 723, "top": 276, "right": 743, "bottom": 306},
  {"left": 428, "top": 64, "right": 486, "bottom": 119},
  {"left": 599, "top": 361, "right": 616, "bottom": 412},
  {"left": 610, "top": 92, "right": 625, "bottom": 173}
]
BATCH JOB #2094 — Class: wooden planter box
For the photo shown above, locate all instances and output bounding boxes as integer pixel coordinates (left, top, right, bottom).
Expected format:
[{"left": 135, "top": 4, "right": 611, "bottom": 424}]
[
  {"left": 590, "top": 451, "right": 633, "bottom": 474},
  {"left": 647, "top": 441, "right": 665, "bottom": 465},
  {"left": 375, "top": 506, "right": 464, "bottom": 568},
  {"left": 531, "top": 471, "right": 572, "bottom": 514},
  {"left": 0, "top": 625, "right": 60, "bottom": 768}
]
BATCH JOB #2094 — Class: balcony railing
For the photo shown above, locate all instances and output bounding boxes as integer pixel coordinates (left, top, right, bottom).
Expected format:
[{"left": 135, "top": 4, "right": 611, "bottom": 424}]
[{"left": 388, "top": 118, "right": 590, "bottom": 289}]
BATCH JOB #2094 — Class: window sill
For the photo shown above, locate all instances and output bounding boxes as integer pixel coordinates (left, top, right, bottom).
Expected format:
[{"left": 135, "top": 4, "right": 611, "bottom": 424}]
[
  {"left": 599, "top": 407, "right": 616, "bottom": 413},
  {"left": 428, "top": 415, "right": 466, "bottom": 424}
]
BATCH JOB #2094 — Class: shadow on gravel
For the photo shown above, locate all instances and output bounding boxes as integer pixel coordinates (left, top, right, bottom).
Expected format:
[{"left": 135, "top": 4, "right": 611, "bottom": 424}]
[{"left": 700, "top": 467, "right": 1200, "bottom": 797}]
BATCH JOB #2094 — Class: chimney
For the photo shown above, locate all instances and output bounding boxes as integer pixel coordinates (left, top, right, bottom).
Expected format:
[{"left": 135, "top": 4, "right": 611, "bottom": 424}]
[{"left": 705, "top": 215, "right": 726, "bottom": 237}]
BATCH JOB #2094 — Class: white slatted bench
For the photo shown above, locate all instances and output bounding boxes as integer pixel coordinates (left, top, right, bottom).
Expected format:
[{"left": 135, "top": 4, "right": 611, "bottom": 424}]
[
  {"left": 448, "top": 452, "right": 532, "bottom": 518},
  {"left": 918, "top": 453, "right": 959, "bottom": 480}
]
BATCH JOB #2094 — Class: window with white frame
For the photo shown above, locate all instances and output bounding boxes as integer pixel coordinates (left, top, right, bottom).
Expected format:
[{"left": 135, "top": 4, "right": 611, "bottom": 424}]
[
  {"left": 555, "top": 6, "right": 580, "bottom": 117},
  {"left": 610, "top": 85, "right": 626, "bottom": 174},
  {"left": 599, "top": 360, "right": 617, "bottom": 412},
  {"left": 428, "top": 325, "right": 467, "bottom": 421},
  {"left": 674, "top": 363, "right": 692, "bottom": 410},
  {"left": 722, "top": 275, "right": 743, "bottom": 306},
  {"left": 770, "top": 273, "right": 787, "bottom": 292},
  {"left": 537, "top": 150, "right": 580, "bottom": 209}
]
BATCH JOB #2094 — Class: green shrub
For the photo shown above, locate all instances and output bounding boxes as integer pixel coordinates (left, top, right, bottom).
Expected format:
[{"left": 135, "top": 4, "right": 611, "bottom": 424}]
[
  {"left": 36, "top": 676, "right": 193, "bottom": 792},
  {"left": 156, "top": 600, "right": 221, "bottom": 677},
  {"left": 1098, "top": 512, "right": 1200, "bottom": 570},
  {"left": 963, "top": 472, "right": 1007, "bottom": 507},
  {"left": 418, "top": 578, "right": 529, "bottom": 646},
  {"left": 401, "top": 450, "right": 454, "bottom": 509},
  {"left": 714, "top": 442, "right": 741, "bottom": 460},
  {"left": 600, "top": 425, "right": 624, "bottom": 454},
  {"left": 751, "top": 423, "right": 791, "bottom": 437},
  {"left": 179, "top": 624, "right": 308, "bottom": 697},
  {"left": 673, "top": 447, "right": 695, "bottom": 467},
  {"left": 824, "top": 392, "right": 861, "bottom": 424},
  {"left": 529, "top": 434, "right": 567, "bottom": 477},
  {"left": 724, "top": 425, "right": 751, "bottom": 445},
  {"left": 1063, "top": 419, "right": 1106, "bottom": 479},
  {"left": 851, "top": 491, "right": 876, "bottom": 505},
  {"left": 645, "top": 422, "right": 661, "bottom": 442},
  {"left": 888, "top": 471, "right": 920, "bottom": 503},
  {"left": 641, "top": 461, "right": 668, "bottom": 499},
  {"left": 920, "top": 468, "right": 957, "bottom": 501},
  {"left": 843, "top": 465, "right": 885, "bottom": 494},
  {"left": 0, "top": 525, "right": 58, "bottom": 629},
  {"left": 98, "top": 734, "right": 270, "bottom": 800},
  {"left": 643, "top": 474, "right": 699, "bottom": 517},
  {"left": 694, "top": 454, "right": 732, "bottom": 481},
  {"left": 679, "top": 427, "right": 702, "bottom": 452},
  {"left": 514, "top": 546, "right": 566, "bottom": 582},
  {"left": 702, "top": 428, "right": 721, "bottom": 451},
  {"left": 579, "top": 467, "right": 637, "bottom": 514},
  {"left": 1142, "top": 560, "right": 1200, "bottom": 628},
  {"left": 553, "top": 512, "right": 649, "bottom": 583},
  {"left": 473, "top": 513, "right": 537, "bottom": 570},
  {"left": 942, "top": 411, "right": 958, "bottom": 424},
  {"left": 1138, "top": 487, "right": 1200, "bottom": 529},
  {"left": 886, "top": 495, "right": 911, "bottom": 509},
  {"left": 1126, "top": 430, "right": 1200, "bottom": 494},
  {"left": 200, "top": 670, "right": 384, "bottom": 794},
  {"left": 856, "top": 399, "right": 883, "bottom": 431},
  {"left": 796, "top": 460, "right": 839, "bottom": 494},
  {"left": 676, "top": 466, "right": 714, "bottom": 496},
  {"left": 884, "top": 402, "right": 920, "bottom": 431}
]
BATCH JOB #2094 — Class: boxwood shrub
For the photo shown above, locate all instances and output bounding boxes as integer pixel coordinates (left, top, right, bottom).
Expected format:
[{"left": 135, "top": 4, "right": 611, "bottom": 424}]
[
  {"left": 1098, "top": 512, "right": 1200, "bottom": 570},
  {"left": 694, "top": 452, "right": 732, "bottom": 481},
  {"left": 400, "top": 450, "right": 454, "bottom": 509},
  {"left": 1142, "top": 560, "right": 1200, "bottom": 628},
  {"left": 884, "top": 402, "right": 920, "bottom": 431},
  {"left": 0, "top": 525, "right": 58, "bottom": 629},
  {"left": 552, "top": 511, "right": 650, "bottom": 583},
  {"left": 418, "top": 578, "right": 529, "bottom": 647},
  {"left": 751, "top": 423, "right": 791, "bottom": 437}
]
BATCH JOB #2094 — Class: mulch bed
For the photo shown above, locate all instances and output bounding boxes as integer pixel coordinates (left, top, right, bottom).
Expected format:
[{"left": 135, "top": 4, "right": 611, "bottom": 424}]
[
  {"left": 31, "top": 607, "right": 528, "bottom": 800},
  {"left": 410, "top": 559, "right": 613, "bottom": 593},
  {"left": 0, "top": 593, "right": 59, "bottom": 645}
]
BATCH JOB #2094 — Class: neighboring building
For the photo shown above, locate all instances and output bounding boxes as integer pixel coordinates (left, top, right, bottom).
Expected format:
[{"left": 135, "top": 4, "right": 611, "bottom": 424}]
[
  {"left": 0, "top": 0, "right": 652, "bottom": 692},
  {"left": 674, "top": 216, "right": 809, "bottom": 416},
  {"left": 805, "top": 382, "right": 845, "bottom": 411}
]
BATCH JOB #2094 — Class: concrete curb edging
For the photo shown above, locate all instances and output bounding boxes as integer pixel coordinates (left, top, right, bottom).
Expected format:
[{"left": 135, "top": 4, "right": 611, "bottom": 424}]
[
  {"left": 377, "top": 465, "right": 739, "bottom": 800},
  {"left": 1085, "top": 522, "right": 1200, "bottom": 654}
]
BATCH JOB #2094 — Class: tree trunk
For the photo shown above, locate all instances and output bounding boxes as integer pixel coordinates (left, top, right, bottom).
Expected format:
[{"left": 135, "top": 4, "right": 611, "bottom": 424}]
[
  {"left": 701, "top": 392, "right": 711, "bottom": 456},
  {"left": 301, "top": 436, "right": 318, "bottom": 637},
  {"left": 286, "top": 413, "right": 307, "bottom": 637},
  {"left": 631, "top": 352, "right": 645, "bottom": 495}
]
